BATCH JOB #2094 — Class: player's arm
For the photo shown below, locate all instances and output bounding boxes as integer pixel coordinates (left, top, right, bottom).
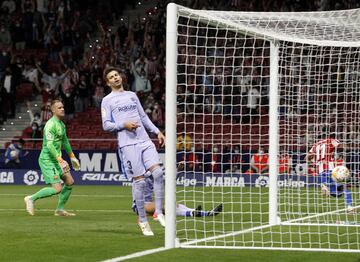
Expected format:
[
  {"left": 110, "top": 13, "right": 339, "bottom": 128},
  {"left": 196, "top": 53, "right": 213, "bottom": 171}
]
[
  {"left": 101, "top": 99, "right": 128, "bottom": 132},
  {"left": 62, "top": 130, "right": 80, "bottom": 171},
  {"left": 134, "top": 94, "right": 165, "bottom": 146},
  {"left": 45, "top": 124, "right": 70, "bottom": 174}
]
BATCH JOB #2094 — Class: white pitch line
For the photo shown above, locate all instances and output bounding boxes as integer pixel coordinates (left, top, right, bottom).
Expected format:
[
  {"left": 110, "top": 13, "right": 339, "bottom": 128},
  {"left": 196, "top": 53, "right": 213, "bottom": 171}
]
[
  {"left": 0, "top": 193, "right": 130, "bottom": 198},
  {"left": 0, "top": 208, "right": 132, "bottom": 213},
  {"left": 100, "top": 247, "right": 168, "bottom": 262}
]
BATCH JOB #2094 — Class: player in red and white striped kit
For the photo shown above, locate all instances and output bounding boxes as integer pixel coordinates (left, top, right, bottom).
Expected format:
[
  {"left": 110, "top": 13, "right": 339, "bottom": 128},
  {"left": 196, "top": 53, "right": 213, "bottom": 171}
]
[{"left": 307, "top": 134, "right": 354, "bottom": 213}]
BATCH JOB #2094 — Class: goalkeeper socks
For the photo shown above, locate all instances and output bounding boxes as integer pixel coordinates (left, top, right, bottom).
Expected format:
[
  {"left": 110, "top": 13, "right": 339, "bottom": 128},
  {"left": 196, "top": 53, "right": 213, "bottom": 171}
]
[
  {"left": 133, "top": 179, "right": 147, "bottom": 223},
  {"left": 152, "top": 167, "right": 164, "bottom": 215},
  {"left": 31, "top": 187, "right": 57, "bottom": 201},
  {"left": 56, "top": 185, "right": 73, "bottom": 210}
]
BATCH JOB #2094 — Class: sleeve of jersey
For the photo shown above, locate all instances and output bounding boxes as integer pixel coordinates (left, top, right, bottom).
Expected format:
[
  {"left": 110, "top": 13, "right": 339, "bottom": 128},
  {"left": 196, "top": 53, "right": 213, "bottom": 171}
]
[
  {"left": 101, "top": 98, "right": 125, "bottom": 132},
  {"left": 134, "top": 94, "right": 160, "bottom": 135},
  {"left": 45, "top": 123, "right": 60, "bottom": 158},
  {"left": 62, "top": 129, "right": 73, "bottom": 155}
]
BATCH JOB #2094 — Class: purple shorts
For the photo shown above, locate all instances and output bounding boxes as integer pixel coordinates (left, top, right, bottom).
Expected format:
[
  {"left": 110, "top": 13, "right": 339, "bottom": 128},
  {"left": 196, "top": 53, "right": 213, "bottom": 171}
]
[{"left": 118, "top": 140, "right": 160, "bottom": 179}]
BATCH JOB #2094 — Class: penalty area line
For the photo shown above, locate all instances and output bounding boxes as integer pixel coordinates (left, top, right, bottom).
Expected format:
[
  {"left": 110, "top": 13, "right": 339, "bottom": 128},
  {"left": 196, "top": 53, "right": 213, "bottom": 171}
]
[{"left": 100, "top": 247, "right": 168, "bottom": 262}]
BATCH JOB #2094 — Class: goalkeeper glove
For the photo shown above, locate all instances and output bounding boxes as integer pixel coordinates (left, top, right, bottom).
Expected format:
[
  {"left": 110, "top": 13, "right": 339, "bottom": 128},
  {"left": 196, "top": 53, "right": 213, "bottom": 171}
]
[
  {"left": 69, "top": 152, "right": 80, "bottom": 171},
  {"left": 57, "top": 156, "right": 70, "bottom": 175}
]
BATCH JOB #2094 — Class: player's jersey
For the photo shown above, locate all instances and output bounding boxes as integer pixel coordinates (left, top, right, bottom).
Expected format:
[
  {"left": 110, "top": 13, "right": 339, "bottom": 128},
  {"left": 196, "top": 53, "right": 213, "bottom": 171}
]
[
  {"left": 101, "top": 90, "right": 160, "bottom": 148},
  {"left": 309, "top": 138, "right": 340, "bottom": 174},
  {"left": 39, "top": 116, "right": 72, "bottom": 161}
]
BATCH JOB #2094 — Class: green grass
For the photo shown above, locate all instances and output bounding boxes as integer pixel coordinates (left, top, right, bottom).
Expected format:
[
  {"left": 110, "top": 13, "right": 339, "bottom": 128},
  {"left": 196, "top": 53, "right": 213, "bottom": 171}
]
[{"left": 0, "top": 185, "right": 359, "bottom": 262}]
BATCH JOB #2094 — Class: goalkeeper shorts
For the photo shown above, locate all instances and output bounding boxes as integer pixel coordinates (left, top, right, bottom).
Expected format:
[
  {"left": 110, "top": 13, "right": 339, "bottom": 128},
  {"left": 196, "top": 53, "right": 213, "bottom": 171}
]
[{"left": 39, "top": 158, "right": 63, "bottom": 184}]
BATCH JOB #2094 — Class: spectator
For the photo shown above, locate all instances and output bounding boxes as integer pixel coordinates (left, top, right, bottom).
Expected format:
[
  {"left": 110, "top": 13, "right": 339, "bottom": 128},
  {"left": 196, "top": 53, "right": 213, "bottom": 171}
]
[
  {"left": 92, "top": 77, "right": 105, "bottom": 108},
  {"left": 74, "top": 74, "right": 90, "bottom": 112},
  {"left": 40, "top": 100, "right": 53, "bottom": 125},
  {"left": 225, "top": 145, "right": 242, "bottom": 173},
  {"left": 279, "top": 152, "right": 292, "bottom": 174},
  {"left": 246, "top": 85, "right": 261, "bottom": 123},
  {"left": 205, "top": 145, "right": 222, "bottom": 173},
  {"left": 0, "top": 24, "right": 12, "bottom": 47},
  {"left": 185, "top": 146, "right": 201, "bottom": 171},
  {"left": 1, "top": 0, "right": 16, "bottom": 14},
  {"left": 29, "top": 122, "right": 42, "bottom": 139},
  {"left": 0, "top": 66, "right": 17, "bottom": 119},
  {"left": 27, "top": 101, "right": 42, "bottom": 127},
  {"left": 59, "top": 85, "right": 76, "bottom": 120},
  {"left": 176, "top": 132, "right": 193, "bottom": 151},
  {"left": 249, "top": 146, "right": 269, "bottom": 174},
  {"left": 11, "top": 19, "right": 26, "bottom": 50},
  {"left": 151, "top": 102, "right": 164, "bottom": 128},
  {"left": 0, "top": 50, "right": 10, "bottom": 79},
  {"left": 4, "top": 139, "right": 28, "bottom": 169}
]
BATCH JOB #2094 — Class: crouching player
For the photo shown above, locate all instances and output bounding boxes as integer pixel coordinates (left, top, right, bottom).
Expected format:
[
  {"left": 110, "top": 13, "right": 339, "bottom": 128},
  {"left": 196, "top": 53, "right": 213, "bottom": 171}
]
[
  {"left": 24, "top": 99, "right": 80, "bottom": 216},
  {"left": 307, "top": 134, "right": 355, "bottom": 213},
  {"left": 132, "top": 173, "right": 223, "bottom": 218}
]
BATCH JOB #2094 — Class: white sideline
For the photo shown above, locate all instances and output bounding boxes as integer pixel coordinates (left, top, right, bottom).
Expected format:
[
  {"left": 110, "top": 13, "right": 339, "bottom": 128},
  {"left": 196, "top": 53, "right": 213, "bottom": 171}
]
[
  {"left": 100, "top": 247, "right": 168, "bottom": 262},
  {"left": 0, "top": 208, "right": 132, "bottom": 213},
  {"left": 0, "top": 193, "right": 129, "bottom": 198}
]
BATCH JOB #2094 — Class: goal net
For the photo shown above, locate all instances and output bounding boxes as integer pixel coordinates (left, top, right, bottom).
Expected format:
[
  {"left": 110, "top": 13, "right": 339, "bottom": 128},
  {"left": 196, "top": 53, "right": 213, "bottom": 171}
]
[{"left": 165, "top": 4, "right": 360, "bottom": 252}]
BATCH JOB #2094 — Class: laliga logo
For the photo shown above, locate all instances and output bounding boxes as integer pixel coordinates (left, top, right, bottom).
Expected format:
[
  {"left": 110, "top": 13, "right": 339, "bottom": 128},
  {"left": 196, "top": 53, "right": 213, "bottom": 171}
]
[
  {"left": 255, "top": 175, "right": 269, "bottom": 187},
  {"left": 24, "top": 170, "right": 40, "bottom": 185}
]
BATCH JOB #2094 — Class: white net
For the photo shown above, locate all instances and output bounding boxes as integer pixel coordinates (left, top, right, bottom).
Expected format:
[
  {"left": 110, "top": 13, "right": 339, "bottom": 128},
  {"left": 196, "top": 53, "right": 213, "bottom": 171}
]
[{"left": 170, "top": 5, "right": 360, "bottom": 251}]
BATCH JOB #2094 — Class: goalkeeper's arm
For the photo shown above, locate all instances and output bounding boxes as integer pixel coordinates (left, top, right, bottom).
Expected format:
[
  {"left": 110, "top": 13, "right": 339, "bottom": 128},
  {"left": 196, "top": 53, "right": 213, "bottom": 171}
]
[{"left": 62, "top": 132, "right": 80, "bottom": 171}]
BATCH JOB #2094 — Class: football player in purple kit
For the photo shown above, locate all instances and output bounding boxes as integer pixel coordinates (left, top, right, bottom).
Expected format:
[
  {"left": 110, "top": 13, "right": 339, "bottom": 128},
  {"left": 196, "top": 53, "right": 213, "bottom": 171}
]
[{"left": 101, "top": 67, "right": 165, "bottom": 236}]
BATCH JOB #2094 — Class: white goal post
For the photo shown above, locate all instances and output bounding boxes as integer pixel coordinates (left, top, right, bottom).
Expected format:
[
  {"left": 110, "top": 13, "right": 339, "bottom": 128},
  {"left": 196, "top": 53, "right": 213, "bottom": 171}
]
[{"left": 165, "top": 3, "right": 360, "bottom": 252}]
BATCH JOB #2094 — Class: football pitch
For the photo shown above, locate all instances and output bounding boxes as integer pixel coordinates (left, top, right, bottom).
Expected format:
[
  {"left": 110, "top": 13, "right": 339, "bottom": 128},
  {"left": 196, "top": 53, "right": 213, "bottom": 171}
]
[{"left": 0, "top": 185, "right": 359, "bottom": 262}]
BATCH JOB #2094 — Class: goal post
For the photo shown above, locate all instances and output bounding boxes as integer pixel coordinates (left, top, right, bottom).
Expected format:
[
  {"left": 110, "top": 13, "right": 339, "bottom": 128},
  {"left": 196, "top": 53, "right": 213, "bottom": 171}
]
[{"left": 165, "top": 3, "right": 360, "bottom": 252}]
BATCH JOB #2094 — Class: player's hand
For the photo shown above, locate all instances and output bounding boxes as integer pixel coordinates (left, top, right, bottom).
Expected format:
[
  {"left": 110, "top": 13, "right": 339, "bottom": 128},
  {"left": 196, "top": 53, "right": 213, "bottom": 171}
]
[
  {"left": 321, "top": 184, "right": 330, "bottom": 197},
  {"left": 157, "top": 132, "right": 165, "bottom": 147},
  {"left": 57, "top": 157, "right": 70, "bottom": 175},
  {"left": 124, "top": 121, "right": 140, "bottom": 131},
  {"left": 70, "top": 157, "right": 80, "bottom": 171}
]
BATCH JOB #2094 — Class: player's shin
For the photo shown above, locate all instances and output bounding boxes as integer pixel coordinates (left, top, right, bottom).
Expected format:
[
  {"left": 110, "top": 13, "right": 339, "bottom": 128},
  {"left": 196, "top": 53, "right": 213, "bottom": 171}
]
[
  {"left": 31, "top": 187, "right": 58, "bottom": 201},
  {"left": 56, "top": 185, "right": 73, "bottom": 210},
  {"left": 151, "top": 167, "right": 164, "bottom": 215},
  {"left": 133, "top": 179, "right": 147, "bottom": 222}
]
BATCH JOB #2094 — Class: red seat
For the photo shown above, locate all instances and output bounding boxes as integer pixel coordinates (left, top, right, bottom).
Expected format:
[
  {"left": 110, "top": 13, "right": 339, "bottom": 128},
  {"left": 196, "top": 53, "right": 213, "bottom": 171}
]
[{"left": 16, "top": 83, "right": 33, "bottom": 102}]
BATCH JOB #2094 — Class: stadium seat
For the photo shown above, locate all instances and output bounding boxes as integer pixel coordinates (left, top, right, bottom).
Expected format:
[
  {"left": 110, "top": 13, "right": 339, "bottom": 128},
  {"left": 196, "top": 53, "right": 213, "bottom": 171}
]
[{"left": 16, "top": 83, "right": 33, "bottom": 102}]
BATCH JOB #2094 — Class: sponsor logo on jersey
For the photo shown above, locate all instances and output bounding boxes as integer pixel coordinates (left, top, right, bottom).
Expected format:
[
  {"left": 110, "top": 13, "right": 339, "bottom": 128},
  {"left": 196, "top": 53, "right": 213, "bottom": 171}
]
[{"left": 118, "top": 104, "right": 136, "bottom": 112}]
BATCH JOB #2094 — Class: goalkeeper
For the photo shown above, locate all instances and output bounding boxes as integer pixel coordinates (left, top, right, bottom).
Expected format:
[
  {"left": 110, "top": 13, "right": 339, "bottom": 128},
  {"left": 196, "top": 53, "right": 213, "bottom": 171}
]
[{"left": 24, "top": 99, "right": 80, "bottom": 216}]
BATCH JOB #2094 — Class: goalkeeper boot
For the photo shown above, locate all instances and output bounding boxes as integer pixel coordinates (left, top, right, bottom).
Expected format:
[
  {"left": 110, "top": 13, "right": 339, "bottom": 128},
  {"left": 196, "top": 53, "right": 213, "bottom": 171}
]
[
  {"left": 192, "top": 205, "right": 203, "bottom": 217},
  {"left": 138, "top": 221, "right": 154, "bottom": 236},
  {"left": 24, "top": 196, "right": 35, "bottom": 216},
  {"left": 153, "top": 212, "right": 166, "bottom": 227},
  {"left": 55, "top": 209, "right": 76, "bottom": 217},
  {"left": 208, "top": 203, "right": 223, "bottom": 216}
]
